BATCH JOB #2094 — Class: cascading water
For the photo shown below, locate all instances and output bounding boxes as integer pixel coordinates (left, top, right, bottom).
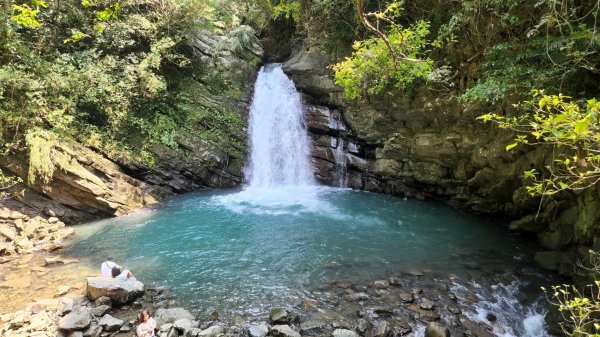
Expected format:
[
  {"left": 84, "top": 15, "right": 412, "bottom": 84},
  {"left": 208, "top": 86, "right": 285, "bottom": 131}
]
[{"left": 245, "top": 64, "right": 314, "bottom": 188}]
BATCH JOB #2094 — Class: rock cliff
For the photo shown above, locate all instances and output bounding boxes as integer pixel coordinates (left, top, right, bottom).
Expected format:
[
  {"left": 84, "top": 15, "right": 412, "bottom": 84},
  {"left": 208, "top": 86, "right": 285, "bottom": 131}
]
[{"left": 282, "top": 48, "right": 600, "bottom": 276}]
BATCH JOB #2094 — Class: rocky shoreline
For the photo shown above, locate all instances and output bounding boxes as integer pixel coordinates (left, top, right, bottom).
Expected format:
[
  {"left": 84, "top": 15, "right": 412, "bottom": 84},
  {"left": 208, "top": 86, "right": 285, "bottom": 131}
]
[{"left": 0, "top": 246, "right": 552, "bottom": 337}]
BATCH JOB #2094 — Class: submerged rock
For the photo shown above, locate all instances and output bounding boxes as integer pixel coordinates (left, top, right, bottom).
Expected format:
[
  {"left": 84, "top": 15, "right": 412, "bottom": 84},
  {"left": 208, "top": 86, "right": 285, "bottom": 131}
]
[{"left": 425, "top": 322, "right": 450, "bottom": 337}]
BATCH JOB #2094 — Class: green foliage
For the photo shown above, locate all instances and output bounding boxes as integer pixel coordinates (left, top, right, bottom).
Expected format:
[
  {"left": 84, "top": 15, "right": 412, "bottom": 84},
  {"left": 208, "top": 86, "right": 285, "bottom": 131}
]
[
  {"left": 478, "top": 91, "right": 600, "bottom": 196},
  {"left": 270, "top": 0, "right": 300, "bottom": 22},
  {"left": 543, "top": 250, "right": 600, "bottom": 337},
  {"left": 1, "top": 0, "right": 259, "bottom": 180},
  {"left": 11, "top": 0, "right": 47, "bottom": 28},
  {"left": 332, "top": 19, "right": 433, "bottom": 99}
]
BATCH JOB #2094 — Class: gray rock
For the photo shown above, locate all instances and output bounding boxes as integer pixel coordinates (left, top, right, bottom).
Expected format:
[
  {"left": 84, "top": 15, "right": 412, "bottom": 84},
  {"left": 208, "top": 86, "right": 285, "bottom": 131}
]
[
  {"left": 365, "top": 320, "right": 390, "bottom": 337},
  {"left": 299, "top": 318, "right": 331, "bottom": 335},
  {"left": 58, "top": 297, "right": 74, "bottom": 316},
  {"left": 198, "top": 325, "right": 226, "bottom": 337},
  {"left": 346, "top": 292, "right": 369, "bottom": 301},
  {"left": 119, "top": 322, "right": 132, "bottom": 332},
  {"left": 399, "top": 293, "right": 414, "bottom": 303},
  {"left": 225, "top": 325, "right": 248, "bottom": 337},
  {"left": 86, "top": 277, "right": 144, "bottom": 305},
  {"left": 83, "top": 322, "right": 102, "bottom": 337},
  {"left": 374, "top": 280, "right": 389, "bottom": 289},
  {"left": 186, "top": 328, "right": 202, "bottom": 337},
  {"left": 333, "top": 329, "right": 360, "bottom": 337},
  {"left": 270, "top": 308, "right": 291, "bottom": 325},
  {"left": 356, "top": 319, "right": 372, "bottom": 333},
  {"left": 68, "top": 332, "right": 84, "bottom": 337},
  {"left": 160, "top": 323, "right": 174, "bottom": 332},
  {"left": 271, "top": 325, "right": 300, "bottom": 337},
  {"left": 174, "top": 318, "right": 199, "bottom": 332},
  {"left": 425, "top": 322, "right": 450, "bottom": 337},
  {"left": 248, "top": 323, "right": 269, "bottom": 337},
  {"left": 58, "top": 307, "right": 92, "bottom": 330},
  {"left": 94, "top": 297, "right": 112, "bottom": 306},
  {"left": 97, "top": 314, "right": 123, "bottom": 332},
  {"left": 90, "top": 305, "right": 111, "bottom": 317},
  {"left": 154, "top": 307, "right": 195, "bottom": 327},
  {"left": 420, "top": 300, "right": 435, "bottom": 310},
  {"left": 388, "top": 320, "right": 412, "bottom": 337}
]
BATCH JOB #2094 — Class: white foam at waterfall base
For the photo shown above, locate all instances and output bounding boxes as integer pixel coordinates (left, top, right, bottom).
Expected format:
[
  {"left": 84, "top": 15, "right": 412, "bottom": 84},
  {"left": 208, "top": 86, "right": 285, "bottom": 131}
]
[
  {"left": 451, "top": 280, "right": 551, "bottom": 337},
  {"left": 213, "top": 186, "right": 347, "bottom": 218}
]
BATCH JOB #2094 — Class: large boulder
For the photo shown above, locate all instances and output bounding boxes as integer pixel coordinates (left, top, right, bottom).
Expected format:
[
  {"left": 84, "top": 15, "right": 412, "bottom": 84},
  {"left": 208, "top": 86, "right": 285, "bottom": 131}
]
[{"left": 85, "top": 277, "right": 145, "bottom": 305}]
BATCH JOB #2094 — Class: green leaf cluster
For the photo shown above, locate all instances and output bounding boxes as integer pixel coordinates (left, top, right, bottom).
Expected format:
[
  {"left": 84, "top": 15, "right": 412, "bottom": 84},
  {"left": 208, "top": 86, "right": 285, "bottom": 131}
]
[
  {"left": 478, "top": 91, "right": 600, "bottom": 196},
  {"left": 332, "top": 19, "right": 433, "bottom": 99}
]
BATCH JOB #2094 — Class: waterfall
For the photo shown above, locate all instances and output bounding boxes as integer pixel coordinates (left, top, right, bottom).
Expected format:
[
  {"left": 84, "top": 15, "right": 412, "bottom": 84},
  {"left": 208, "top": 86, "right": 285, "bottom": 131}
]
[{"left": 245, "top": 64, "right": 315, "bottom": 188}]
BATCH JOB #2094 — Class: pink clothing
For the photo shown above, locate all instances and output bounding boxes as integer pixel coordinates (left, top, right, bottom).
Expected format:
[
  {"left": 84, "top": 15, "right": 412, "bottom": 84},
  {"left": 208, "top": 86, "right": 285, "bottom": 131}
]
[{"left": 136, "top": 317, "right": 157, "bottom": 337}]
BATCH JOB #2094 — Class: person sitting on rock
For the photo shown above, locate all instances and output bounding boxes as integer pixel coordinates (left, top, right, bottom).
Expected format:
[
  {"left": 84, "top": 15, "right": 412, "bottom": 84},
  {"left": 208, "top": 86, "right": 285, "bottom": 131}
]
[
  {"left": 136, "top": 309, "right": 157, "bottom": 337},
  {"left": 101, "top": 256, "right": 135, "bottom": 281}
]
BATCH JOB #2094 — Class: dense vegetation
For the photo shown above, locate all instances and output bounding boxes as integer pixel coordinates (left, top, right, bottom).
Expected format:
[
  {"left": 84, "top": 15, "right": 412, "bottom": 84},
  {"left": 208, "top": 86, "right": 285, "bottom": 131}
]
[{"left": 0, "top": 0, "right": 268, "bottom": 199}]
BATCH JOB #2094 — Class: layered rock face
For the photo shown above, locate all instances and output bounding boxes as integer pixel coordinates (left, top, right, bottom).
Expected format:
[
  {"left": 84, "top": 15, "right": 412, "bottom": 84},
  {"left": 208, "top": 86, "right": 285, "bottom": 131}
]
[
  {"left": 282, "top": 48, "right": 600, "bottom": 275},
  {"left": 0, "top": 27, "right": 263, "bottom": 256}
]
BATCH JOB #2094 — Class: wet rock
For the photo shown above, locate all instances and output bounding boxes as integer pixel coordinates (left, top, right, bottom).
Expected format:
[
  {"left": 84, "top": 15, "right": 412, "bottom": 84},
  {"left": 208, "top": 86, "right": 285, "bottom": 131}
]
[
  {"left": 97, "top": 314, "right": 123, "bottom": 332},
  {"left": 365, "top": 320, "right": 390, "bottom": 337},
  {"left": 410, "top": 287, "right": 423, "bottom": 295},
  {"left": 406, "top": 269, "right": 424, "bottom": 276},
  {"left": 333, "top": 329, "right": 359, "bottom": 337},
  {"left": 303, "top": 299, "right": 318, "bottom": 310},
  {"left": 86, "top": 277, "right": 144, "bottom": 305},
  {"left": 388, "top": 277, "right": 402, "bottom": 286},
  {"left": 374, "top": 280, "right": 389, "bottom": 289},
  {"left": 425, "top": 322, "right": 449, "bottom": 337},
  {"left": 270, "top": 308, "right": 292, "bottom": 325},
  {"left": 271, "top": 325, "right": 300, "bottom": 337},
  {"left": 485, "top": 313, "right": 497, "bottom": 323},
  {"left": 398, "top": 293, "right": 414, "bottom": 303},
  {"left": 356, "top": 318, "right": 372, "bottom": 333},
  {"left": 346, "top": 292, "right": 369, "bottom": 301},
  {"left": 388, "top": 319, "right": 412, "bottom": 337},
  {"left": 335, "top": 280, "right": 352, "bottom": 288},
  {"left": 58, "top": 307, "right": 92, "bottom": 330},
  {"left": 299, "top": 318, "right": 331, "bottom": 335},
  {"left": 419, "top": 300, "right": 435, "bottom": 310},
  {"left": 458, "top": 316, "right": 494, "bottom": 337},
  {"left": 448, "top": 307, "right": 462, "bottom": 315},
  {"left": 248, "top": 323, "right": 269, "bottom": 337}
]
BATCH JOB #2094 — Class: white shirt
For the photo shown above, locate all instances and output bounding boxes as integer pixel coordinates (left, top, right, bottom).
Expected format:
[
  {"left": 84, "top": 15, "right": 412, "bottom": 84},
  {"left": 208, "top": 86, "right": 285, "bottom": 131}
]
[{"left": 101, "top": 261, "right": 117, "bottom": 277}]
